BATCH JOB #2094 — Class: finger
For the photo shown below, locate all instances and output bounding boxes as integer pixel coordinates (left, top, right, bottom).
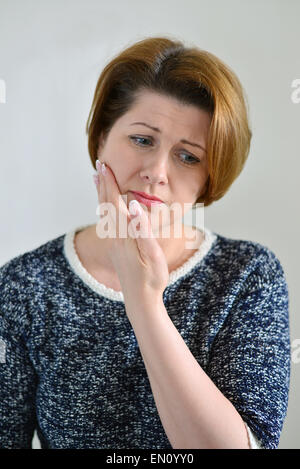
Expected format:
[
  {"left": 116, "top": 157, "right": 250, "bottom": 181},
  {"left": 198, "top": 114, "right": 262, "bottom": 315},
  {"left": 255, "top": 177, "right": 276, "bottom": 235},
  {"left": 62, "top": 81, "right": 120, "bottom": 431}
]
[
  {"left": 94, "top": 160, "right": 109, "bottom": 240},
  {"left": 98, "top": 161, "right": 126, "bottom": 211},
  {"left": 98, "top": 160, "right": 131, "bottom": 224},
  {"left": 95, "top": 159, "right": 107, "bottom": 203},
  {"left": 96, "top": 160, "right": 132, "bottom": 240},
  {"left": 93, "top": 172, "right": 101, "bottom": 200},
  {"left": 128, "top": 199, "right": 161, "bottom": 261},
  {"left": 93, "top": 172, "right": 102, "bottom": 219}
]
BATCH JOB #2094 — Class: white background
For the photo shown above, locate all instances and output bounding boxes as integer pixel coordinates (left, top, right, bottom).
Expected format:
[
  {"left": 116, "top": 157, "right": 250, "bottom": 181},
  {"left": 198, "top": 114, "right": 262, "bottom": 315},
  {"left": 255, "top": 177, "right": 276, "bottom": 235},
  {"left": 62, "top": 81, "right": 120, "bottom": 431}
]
[{"left": 0, "top": 0, "right": 299, "bottom": 449}]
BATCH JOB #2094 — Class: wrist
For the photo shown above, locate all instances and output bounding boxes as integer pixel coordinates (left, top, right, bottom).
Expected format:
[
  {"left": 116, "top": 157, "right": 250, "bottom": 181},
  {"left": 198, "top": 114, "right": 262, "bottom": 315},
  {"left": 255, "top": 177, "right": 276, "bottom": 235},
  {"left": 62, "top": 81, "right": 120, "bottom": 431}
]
[
  {"left": 123, "top": 289, "right": 166, "bottom": 323},
  {"left": 124, "top": 286, "right": 163, "bottom": 305}
]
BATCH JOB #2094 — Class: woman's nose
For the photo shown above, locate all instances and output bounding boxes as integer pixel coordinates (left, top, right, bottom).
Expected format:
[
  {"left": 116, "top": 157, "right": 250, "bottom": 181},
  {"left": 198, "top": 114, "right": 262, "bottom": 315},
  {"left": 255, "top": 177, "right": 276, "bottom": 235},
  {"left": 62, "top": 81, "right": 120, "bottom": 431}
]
[{"left": 139, "top": 155, "right": 169, "bottom": 185}]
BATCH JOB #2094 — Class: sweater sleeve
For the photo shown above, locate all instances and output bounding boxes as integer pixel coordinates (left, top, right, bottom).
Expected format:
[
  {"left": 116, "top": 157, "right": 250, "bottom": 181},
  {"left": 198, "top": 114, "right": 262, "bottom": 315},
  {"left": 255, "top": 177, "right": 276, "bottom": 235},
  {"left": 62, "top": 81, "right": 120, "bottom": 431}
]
[
  {"left": 0, "top": 259, "right": 37, "bottom": 449},
  {"left": 206, "top": 249, "right": 291, "bottom": 449}
]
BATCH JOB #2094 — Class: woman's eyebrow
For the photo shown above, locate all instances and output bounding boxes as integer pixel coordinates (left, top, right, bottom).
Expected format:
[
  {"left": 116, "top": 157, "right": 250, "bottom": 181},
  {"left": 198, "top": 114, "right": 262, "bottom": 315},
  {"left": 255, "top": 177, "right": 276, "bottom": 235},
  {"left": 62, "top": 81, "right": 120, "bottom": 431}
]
[{"left": 129, "top": 121, "right": 207, "bottom": 153}]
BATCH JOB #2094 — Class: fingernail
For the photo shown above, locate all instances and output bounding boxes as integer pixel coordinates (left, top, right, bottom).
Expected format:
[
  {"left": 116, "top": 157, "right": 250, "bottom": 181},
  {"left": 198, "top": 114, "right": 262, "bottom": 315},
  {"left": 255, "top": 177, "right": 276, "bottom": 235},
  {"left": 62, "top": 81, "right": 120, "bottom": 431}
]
[
  {"left": 96, "top": 159, "right": 101, "bottom": 173},
  {"left": 101, "top": 162, "right": 106, "bottom": 176},
  {"left": 129, "top": 200, "right": 142, "bottom": 216}
]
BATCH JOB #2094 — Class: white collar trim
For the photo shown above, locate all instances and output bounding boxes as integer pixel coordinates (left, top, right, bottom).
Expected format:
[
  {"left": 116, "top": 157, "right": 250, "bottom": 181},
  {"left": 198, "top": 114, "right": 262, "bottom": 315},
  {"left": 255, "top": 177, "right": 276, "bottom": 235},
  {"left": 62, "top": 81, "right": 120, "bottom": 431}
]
[{"left": 63, "top": 224, "right": 217, "bottom": 303}]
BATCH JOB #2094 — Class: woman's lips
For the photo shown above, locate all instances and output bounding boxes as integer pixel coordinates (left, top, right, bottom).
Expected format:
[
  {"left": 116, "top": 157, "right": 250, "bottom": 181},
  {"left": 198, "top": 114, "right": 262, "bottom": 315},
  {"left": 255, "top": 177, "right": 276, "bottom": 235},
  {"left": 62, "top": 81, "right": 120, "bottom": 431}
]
[{"left": 130, "top": 191, "right": 164, "bottom": 207}]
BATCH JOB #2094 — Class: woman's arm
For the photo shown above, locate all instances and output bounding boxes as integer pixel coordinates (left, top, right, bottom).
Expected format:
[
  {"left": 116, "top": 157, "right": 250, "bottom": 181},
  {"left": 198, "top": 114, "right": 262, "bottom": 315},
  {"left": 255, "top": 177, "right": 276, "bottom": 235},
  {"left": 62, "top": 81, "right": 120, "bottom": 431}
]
[
  {"left": 0, "top": 261, "right": 37, "bottom": 448},
  {"left": 204, "top": 252, "right": 290, "bottom": 450},
  {"left": 124, "top": 294, "right": 250, "bottom": 449}
]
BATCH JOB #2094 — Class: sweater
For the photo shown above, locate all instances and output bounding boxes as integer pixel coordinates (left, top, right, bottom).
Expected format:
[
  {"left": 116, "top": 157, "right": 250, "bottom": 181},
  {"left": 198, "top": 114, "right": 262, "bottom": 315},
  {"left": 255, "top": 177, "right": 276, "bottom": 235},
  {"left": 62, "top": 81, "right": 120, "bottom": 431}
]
[{"left": 0, "top": 223, "right": 290, "bottom": 449}]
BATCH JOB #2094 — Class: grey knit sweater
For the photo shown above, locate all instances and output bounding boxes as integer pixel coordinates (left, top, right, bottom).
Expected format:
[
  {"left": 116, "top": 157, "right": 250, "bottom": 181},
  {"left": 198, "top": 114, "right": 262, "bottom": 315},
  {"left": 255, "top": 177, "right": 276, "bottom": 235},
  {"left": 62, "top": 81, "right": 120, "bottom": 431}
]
[{"left": 0, "top": 224, "right": 290, "bottom": 449}]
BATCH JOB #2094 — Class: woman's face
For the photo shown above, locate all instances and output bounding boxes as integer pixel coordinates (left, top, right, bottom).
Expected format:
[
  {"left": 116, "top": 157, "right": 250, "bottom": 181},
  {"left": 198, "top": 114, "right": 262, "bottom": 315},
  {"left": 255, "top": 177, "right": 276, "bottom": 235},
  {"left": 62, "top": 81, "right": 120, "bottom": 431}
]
[{"left": 97, "top": 89, "right": 211, "bottom": 236}]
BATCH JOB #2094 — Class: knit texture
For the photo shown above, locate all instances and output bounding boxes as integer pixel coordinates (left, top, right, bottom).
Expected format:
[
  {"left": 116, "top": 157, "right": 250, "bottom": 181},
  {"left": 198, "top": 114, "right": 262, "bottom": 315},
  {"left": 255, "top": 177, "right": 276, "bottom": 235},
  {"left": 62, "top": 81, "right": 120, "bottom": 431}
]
[{"left": 0, "top": 225, "right": 290, "bottom": 449}]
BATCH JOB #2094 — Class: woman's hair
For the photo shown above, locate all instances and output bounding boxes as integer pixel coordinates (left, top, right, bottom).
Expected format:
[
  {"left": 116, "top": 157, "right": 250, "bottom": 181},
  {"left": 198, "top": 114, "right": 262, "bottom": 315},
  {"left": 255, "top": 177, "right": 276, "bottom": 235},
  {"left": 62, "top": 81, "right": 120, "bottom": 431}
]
[{"left": 86, "top": 36, "right": 252, "bottom": 207}]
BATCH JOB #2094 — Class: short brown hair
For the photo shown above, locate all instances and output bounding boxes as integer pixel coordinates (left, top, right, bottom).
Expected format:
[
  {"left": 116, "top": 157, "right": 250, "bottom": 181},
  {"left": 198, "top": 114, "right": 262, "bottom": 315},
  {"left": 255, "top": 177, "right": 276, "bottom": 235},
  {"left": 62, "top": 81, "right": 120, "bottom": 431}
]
[{"left": 86, "top": 36, "right": 252, "bottom": 207}]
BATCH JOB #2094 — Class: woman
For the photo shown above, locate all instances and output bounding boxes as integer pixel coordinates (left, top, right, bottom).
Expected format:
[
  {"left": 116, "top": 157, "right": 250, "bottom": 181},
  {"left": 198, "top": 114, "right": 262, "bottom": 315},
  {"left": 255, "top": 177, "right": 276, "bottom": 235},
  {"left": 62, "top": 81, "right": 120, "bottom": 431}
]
[{"left": 0, "top": 36, "right": 290, "bottom": 449}]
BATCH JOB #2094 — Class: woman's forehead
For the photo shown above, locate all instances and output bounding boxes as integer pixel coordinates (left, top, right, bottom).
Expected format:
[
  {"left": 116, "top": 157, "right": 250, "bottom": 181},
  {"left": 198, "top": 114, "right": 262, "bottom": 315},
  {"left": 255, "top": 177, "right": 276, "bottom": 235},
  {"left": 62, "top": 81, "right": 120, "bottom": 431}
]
[{"left": 121, "top": 92, "right": 211, "bottom": 135}]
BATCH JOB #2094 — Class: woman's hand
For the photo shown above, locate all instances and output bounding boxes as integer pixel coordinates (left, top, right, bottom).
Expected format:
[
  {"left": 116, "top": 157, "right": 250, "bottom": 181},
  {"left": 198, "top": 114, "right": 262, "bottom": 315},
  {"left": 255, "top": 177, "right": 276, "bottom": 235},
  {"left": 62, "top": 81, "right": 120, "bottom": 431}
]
[{"left": 93, "top": 160, "right": 169, "bottom": 304}]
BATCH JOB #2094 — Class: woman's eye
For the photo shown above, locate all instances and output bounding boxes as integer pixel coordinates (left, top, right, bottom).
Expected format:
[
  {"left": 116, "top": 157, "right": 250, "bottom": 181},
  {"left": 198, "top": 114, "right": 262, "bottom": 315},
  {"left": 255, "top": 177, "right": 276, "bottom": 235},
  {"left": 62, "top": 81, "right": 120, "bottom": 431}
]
[
  {"left": 178, "top": 153, "right": 200, "bottom": 165},
  {"left": 129, "top": 136, "right": 201, "bottom": 166},
  {"left": 130, "top": 136, "right": 151, "bottom": 146}
]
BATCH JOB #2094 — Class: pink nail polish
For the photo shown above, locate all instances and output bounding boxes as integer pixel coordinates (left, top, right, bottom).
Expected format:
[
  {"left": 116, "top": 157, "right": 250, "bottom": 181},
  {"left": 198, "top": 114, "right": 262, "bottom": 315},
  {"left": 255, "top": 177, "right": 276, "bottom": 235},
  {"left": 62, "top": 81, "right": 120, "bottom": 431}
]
[
  {"left": 101, "top": 163, "right": 106, "bottom": 176},
  {"left": 129, "top": 200, "right": 142, "bottom": 216}
]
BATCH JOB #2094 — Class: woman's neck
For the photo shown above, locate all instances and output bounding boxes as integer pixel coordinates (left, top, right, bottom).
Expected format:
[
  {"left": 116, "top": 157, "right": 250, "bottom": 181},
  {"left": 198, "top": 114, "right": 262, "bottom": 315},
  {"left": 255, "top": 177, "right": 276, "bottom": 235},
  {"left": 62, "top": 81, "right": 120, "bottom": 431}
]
[{"left": 76, "top": 223, "right": 203, "bottom": 276}]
